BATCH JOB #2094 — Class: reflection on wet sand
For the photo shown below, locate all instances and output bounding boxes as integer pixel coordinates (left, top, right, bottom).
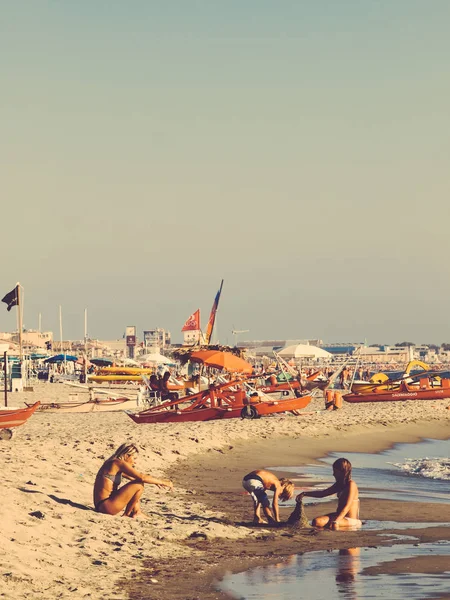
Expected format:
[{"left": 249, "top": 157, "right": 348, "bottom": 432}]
[
  {"left": 238, "top": 550, "right": 362, "bottom": 599},
  {"left": 336, "top": 548, "right": 360, "bottom": 599},
  {"left": 221, "top": 542, "right": 450, "bottom": 600}
]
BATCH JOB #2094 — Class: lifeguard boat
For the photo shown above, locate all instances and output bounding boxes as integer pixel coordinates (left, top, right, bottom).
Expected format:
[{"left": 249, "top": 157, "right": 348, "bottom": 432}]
[
  {"left": 344, "top": 372, "right": 450, "bottom": 403},
  {"left": 0, "top": 402, "right": 40, "bottom": 439},
  {"left": 127, "top": 380, "right": 311, "bottom": 424}
]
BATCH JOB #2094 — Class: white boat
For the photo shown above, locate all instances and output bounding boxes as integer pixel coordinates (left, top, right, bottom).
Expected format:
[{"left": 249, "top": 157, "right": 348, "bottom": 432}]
[{"left": 26, "top": 396, "right": 140, "bottom": 413}]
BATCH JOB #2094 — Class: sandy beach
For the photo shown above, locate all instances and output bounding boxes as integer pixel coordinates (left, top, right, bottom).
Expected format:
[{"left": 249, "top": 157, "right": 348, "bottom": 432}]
[{"left": 1, "top": 383, "right": 449, "bottom": 599}]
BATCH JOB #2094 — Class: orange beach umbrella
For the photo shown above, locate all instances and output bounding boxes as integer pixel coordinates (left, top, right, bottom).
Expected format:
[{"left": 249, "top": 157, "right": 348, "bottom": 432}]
[{"left": 190, "top": 350, "right": 252, "bottom": 374}]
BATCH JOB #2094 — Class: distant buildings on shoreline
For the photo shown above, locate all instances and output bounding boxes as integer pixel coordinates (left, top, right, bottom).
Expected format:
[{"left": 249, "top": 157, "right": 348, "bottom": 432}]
[{"left": 1, "top": 327, "right": 450, "bottom": 364}]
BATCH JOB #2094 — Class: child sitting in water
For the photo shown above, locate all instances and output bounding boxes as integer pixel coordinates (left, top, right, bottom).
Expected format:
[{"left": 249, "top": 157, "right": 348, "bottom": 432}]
[
  {"left": 242, "top": 469, "right": 295, "bottom": 524},
  {"left": 297, "top": 458, "right": 361, "bottom": 530}
]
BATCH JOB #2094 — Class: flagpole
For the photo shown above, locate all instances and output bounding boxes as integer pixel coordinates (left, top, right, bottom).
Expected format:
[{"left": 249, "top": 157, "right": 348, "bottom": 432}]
[
  {"left": 84, "top": 308, "right": 88, "bottom": 383},
  {"left": 38, "top": 312, "right": 42, "bottom": 333},
  {"left": 17, "top": 283, "right": 23, "bottom": 362},
  {"left": 59, "top": 305, "right": 62, "bottom": 352},
  {"left": 3, "top": 351, "right": 7, "bottom": 407}
]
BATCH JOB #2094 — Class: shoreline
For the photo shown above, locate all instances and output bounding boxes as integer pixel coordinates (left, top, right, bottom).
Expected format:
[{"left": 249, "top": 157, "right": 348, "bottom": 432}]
[
  {"left": 127, "top": 420, "right": 450, "bottom": 599},
  {"left": 1, "top": 384, "right": 449, "bottom": 599}
]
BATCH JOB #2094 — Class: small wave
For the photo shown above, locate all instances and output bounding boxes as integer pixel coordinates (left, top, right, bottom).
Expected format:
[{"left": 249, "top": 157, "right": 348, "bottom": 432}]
[{"left": 390, "top": 458, "right": 450, "bottom": 481}]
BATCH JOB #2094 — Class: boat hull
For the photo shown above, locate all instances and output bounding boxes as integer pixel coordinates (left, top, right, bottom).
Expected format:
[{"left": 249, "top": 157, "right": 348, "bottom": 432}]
[
  {"left": 344, "top": 387, "right": 450, "bottom": 403},
  {"left": 128, "top": 394, "right": 312, "bottom": 424},
  {"left": 88, "top": 375, "right": 143, "bottom": 383},
  {"left": 0, "top": 402, "right": 40, "bottom": 428},
  {"left": 27, "top": 398, "right": 139, "bottom": 413}
]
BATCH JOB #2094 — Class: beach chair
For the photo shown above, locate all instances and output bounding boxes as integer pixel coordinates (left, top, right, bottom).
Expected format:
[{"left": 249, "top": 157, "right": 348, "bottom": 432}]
[{"left": 141, "top": 375, "right": 163, "bottom": 407}]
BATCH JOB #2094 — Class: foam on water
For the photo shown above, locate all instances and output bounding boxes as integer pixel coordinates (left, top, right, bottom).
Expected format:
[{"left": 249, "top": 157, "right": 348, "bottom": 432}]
[
  {"left": 390, "top": 457, "right": 450, "bottom": 481},
  {"left": 273, "top": 437, "right": 450, "bottom": 505}
]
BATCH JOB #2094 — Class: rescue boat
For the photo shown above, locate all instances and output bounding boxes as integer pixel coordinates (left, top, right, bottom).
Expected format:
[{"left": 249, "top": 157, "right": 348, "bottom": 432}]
[
  {"left": 127, "top": 380, "right": 312, "bottom": 424},
  {"left": 344, "top": 372, "right": 450, "bottom": 403}
]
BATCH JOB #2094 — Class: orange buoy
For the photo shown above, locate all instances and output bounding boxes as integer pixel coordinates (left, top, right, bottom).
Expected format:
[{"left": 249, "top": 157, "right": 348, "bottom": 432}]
[
  {"left": 325, "top": 389, "right": 334, "bottom": 410},
  {"left": 333, "top": 391, "right": 343, "bottom": 409}
]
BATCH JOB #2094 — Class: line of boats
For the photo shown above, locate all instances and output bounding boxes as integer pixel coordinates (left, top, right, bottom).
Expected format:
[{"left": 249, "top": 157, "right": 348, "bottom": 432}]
[
  {"left": 345, "top": 366, "right": 450, "bottom": 403},
  {"left": 2, "top": 360, "right": 450, "bottom": 436}
]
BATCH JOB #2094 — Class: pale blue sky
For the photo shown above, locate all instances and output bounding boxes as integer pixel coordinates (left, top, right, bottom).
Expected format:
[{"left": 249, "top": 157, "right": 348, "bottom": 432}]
[{"left": 1, "top": 1, "right": 449, "bottom": 344}]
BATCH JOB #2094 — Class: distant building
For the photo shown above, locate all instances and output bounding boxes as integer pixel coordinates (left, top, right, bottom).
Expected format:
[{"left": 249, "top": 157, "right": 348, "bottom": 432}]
[
  {"left": 320, "top": 343, "right": 363, "bottom": 355},
  {"left": 238, "top": 339, "right": 322, "bottom": 351},
  {"left": 358, "top": 345, "right": 413, "bottom": 363},
  {"left": 143, "top": 328, "right": 171, "bottom": 349},
  {"left": 93, "top": 339, "right": 127, "bottom": 358},
  {"left": 1, "top": 329, "right": 53, "bottom": 350}
]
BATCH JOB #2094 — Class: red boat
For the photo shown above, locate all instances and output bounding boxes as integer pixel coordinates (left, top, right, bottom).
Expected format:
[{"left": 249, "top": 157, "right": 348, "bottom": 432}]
[
  {"left": 128, "top": 380, "right": 312, "bottom": 424},
  {"left": 254, "top": 370, "right": 328, "bottom": 396},
  {"left": 0, "top": 402, "right": 40, "bottom": 433},
  {"left": 344, "top": 374, "right": 450, "bottom": 403}
]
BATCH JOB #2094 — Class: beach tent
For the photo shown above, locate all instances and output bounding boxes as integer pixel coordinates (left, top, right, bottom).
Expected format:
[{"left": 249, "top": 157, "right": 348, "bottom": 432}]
[{"left": 277, "top": 344, "right": 332, "bottom": 360}]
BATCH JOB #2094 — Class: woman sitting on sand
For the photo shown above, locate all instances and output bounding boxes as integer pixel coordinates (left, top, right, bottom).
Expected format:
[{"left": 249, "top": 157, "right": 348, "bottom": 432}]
[
  {"left": 297, "top": 458, "right": 361, "bottom": 530},
  {"left": 93, "top": 443, "right": 173, "bottom": 518},
  {"left": 242, "top": 469, "right": 295, "bottom": 524}
]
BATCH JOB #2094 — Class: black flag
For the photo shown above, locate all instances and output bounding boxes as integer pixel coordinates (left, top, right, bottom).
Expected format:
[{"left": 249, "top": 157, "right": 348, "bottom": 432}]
[{"left": 2, "top": 285, "right": 19, "bottom": 311}]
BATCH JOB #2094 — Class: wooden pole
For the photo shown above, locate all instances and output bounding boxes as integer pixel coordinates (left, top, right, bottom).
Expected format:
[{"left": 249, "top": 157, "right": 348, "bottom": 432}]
[
  {"left": 84, "top": 308, "right": 88, "bottom": 383},
  {"left": 17, "top": 283, "right": 23, "bottom": 362},
  {"left": 59, "top": 305, "right": 63, "bottom": 352},
  {"left": 3, "top": 351, "right": 7, "bottom": 407}
]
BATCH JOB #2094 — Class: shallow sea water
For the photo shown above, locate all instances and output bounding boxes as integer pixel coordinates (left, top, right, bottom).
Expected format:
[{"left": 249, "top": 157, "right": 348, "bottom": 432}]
[
  {"left": 276, "top": 438, "right": 450, "bottom": 506},
  {"left": 220, "top": 542, "right": 450, "bottom": 600},
  {"left": 220, "top": 438, "right": 450, "bottom": 599}
]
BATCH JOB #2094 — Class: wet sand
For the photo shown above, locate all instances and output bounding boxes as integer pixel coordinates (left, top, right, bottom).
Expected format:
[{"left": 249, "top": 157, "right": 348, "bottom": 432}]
[
  {"left": 126, "top": 421, "right": 450, "bottom": 599},
  {"left": 1, "top": 383, "right": 449, "bottom": 599}
]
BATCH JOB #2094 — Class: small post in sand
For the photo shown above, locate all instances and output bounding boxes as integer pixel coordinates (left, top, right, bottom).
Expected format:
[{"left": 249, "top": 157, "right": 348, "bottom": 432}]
[{"left": 3, "top": 351, "right": 7, "bottom": 407}]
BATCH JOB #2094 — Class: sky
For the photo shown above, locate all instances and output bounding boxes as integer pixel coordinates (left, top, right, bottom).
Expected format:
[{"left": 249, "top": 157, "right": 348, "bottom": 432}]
[{"left": 1, "top": 1, "right": 450, "bottom": 345}]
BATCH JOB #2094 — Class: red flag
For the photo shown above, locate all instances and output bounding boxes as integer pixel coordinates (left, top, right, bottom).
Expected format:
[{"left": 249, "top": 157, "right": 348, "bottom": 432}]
[{"left": 181, "top": 309, "right": 200, "bottom": 332}]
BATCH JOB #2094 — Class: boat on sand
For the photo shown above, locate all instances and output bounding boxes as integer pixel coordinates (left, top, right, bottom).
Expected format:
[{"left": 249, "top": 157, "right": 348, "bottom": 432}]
[
  {"left": 344, "top": 372, "right": 450, "bottom": 403},
  {"left": 25, "top": 397, "right": 139, "bottom": 413},
  {"left": 127, "top": 380, "right": 312, "bottom": 424},
  {"left": 351, "top": 360, "right": 430, "bottom": 394},
  {"left": 0, "top": 402, "right": 40, "bottom": 438}
]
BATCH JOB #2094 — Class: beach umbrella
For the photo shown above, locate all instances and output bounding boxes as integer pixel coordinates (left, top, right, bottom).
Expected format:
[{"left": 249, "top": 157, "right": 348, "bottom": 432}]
[
  {"left": 190, "top": 350, "right": 252, "bottom": 374},
  {"left": 90, "top": 357, "right": 114, "bottom": 366},
  {"left": 137, "top": 353, "right": 175, "bottom": 366},
  {"left": 277, "top": 344, "right": 332, "bottom": 360},
  {"left": 44, "top": 354, "right": 78, "bottom": 363}
]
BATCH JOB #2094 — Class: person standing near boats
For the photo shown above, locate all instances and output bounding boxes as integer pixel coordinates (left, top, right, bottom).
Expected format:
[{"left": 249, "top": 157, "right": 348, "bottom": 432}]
[
  {"left": 93, "top": 443, "right": 173, "bottom": 518},
  {"left": 296, "top": 458, "right": 361, "bottom": 530},
  {"left": 242, "top": 469, "right": 295, "bottom": 524}
]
